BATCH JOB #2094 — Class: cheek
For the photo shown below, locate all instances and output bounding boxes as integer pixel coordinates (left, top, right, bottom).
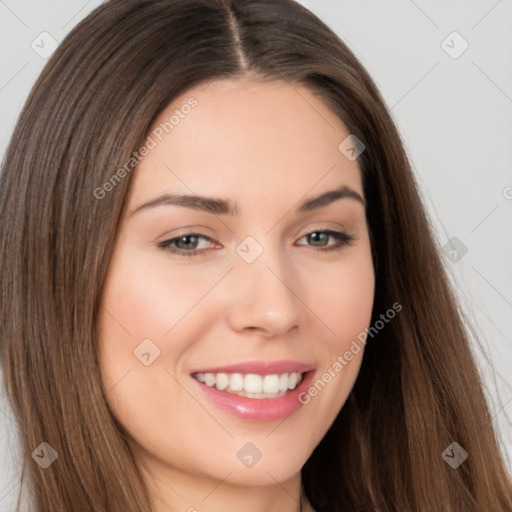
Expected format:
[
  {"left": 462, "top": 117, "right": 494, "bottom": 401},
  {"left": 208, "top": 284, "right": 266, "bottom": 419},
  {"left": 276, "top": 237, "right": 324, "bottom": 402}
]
[
  {"left": 297, "top": 247, "right": 374, "bottom": 415},
  {"left": 96, "top": 253, "right": 195, "bottom": 452},
  {"left": 96, "top": 247, "right": 228, "bottom": 412},
  {"left": 304, "top": 246, "right": 375, "bottom": 351},
  {"left": 99, "top": 246, "right": 222, "bottom": 343},
  {"left": 95, "top": 249, "right": 182, "bottom": 398}
]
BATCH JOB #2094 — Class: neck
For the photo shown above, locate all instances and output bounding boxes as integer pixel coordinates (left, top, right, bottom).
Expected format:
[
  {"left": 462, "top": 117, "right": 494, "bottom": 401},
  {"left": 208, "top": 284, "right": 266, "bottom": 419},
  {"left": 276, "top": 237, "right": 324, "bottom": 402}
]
[{"left": 138, "top": 458, "right": 309, "bottom": 512}]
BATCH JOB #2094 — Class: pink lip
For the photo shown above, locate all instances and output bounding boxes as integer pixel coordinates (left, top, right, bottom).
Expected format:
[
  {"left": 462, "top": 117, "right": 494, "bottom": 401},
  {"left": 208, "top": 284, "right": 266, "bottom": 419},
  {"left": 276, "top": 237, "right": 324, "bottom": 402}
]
[
  {"left": 190, "top": 360, "right": 315, "bottom": 375},
  {"left": 190, "top": 362, "right": 316, "bottom": 422}
]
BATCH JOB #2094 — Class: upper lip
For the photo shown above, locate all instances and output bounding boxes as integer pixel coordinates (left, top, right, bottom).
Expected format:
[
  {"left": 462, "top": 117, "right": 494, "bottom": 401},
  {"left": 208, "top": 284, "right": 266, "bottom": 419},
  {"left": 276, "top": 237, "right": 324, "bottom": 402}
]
[{"left": 190, "top": 360, "right": 315, "bottom": 375}]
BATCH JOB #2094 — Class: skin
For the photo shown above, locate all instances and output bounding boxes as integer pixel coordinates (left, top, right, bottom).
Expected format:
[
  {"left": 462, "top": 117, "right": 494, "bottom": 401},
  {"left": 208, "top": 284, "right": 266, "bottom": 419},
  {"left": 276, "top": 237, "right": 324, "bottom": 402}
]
[{"left": 97, "top": 76, "right": 375, "bottom": 512}]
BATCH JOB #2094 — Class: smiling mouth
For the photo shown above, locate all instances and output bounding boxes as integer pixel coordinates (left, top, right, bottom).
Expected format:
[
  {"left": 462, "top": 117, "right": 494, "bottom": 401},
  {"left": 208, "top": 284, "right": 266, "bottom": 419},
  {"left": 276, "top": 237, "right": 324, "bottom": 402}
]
[{"left": 192, "top": 371, "right": 306, "bottom": 399}]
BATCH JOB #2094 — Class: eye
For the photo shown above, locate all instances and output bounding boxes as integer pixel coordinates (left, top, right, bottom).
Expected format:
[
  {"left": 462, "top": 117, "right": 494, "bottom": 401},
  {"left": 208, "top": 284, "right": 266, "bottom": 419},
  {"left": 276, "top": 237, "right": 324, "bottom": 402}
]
[
  {"left": 157, "top": 229, "right": 356, "bottom": 258},
  {"left": 158, "top": 232, "right": 215, "bottom": 258},
  {"left": 296, "top": 229, "right": 356, "bottom": 253}
]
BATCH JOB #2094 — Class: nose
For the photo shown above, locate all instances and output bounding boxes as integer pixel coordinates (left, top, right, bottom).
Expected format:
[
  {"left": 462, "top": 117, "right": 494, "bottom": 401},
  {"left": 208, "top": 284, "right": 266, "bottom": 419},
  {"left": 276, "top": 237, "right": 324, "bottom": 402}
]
[{"left": 225, "top": 243, "right": 301, "bottom": 338}]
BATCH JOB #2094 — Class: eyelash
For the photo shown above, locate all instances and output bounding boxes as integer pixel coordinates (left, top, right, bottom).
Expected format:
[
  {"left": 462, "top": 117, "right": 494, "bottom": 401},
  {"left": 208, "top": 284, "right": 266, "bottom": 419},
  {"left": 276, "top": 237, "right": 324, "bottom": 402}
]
[{"left": 157, "top": 229, "right": 356, "bottom": 258}]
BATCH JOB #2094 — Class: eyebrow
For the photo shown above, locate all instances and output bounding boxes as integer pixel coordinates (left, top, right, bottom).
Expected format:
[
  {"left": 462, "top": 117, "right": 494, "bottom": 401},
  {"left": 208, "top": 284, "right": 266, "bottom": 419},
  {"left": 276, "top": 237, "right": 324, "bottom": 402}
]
[{"left": 130, "top": 185, "right": 366, "bottom": 217}]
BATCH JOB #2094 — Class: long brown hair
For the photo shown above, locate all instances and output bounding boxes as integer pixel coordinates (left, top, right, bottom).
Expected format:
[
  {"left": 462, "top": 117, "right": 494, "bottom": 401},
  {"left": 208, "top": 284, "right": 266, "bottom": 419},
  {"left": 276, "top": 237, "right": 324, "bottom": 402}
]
[{"left": 1, "top": 0, "right": 511, "bottom": 510}]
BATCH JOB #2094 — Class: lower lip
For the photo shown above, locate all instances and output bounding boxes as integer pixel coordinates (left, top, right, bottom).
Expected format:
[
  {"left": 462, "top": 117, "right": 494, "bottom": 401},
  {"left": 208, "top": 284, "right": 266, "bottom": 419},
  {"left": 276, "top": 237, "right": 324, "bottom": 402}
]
[{"left": 192, "top": 371, "right": 316, "bottom": 422}]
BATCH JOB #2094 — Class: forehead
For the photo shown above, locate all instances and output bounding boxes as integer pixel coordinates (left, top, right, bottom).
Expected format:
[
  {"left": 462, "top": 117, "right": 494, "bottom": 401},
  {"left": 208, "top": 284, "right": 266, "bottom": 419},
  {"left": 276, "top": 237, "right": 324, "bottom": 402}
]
[{"left": 125, "top": 78, "right": 364, "bottom": 214}]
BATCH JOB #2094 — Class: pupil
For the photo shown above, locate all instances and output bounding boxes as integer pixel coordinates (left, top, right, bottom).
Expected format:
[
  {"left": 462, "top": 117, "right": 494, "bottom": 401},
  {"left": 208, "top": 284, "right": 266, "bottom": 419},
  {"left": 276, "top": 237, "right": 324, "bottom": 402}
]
[
  {"left": 178, "top": 235, "right": 197, "bottom": 249},
  {"left": 310, "top": 232, "right": 326, "bottom": 246}
]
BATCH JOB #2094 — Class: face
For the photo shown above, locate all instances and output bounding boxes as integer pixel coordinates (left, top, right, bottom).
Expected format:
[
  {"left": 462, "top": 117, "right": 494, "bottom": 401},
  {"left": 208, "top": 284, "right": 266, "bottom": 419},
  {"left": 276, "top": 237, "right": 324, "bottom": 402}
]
[{"left": 97, "top": 77, "right": 375, "bottom": 496}]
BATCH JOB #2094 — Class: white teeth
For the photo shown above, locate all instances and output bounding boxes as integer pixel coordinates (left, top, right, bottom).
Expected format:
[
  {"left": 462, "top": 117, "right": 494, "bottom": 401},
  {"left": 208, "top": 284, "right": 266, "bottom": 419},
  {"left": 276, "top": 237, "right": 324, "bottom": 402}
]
[
  {"left": 244, "top": 374, "right": 263, "bottom": 393},
  {"left": 279, "top": 373, "right": 289, "bottom": 392},
  {"left": 193, "top": 371, "right": 305, "bottom": 398},
  {"left": 204, "top": 373, "right": 216, "bottom": 387},
  {"left": 288, "top": 372, "right": 298, "bottom": 389},
  {"left": 215, "top": 372, "right": 229, "bottom": 391},
  {"left": 263, "top": 374, "right": 280, "bottom": 394},
  {"left": 229, "top": 373, "right": 244, "bottom": 391}
]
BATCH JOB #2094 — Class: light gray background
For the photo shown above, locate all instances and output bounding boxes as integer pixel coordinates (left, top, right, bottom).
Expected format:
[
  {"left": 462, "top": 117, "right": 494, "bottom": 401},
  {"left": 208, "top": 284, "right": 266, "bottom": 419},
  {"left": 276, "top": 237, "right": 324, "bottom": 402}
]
[{"left": 1, "top": 1, "right": 511, "bottom": 509}]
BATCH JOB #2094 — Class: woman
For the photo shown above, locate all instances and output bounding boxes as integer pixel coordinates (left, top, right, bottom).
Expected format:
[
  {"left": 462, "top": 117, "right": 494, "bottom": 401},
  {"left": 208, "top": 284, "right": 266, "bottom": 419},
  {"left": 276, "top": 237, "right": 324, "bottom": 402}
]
[{"left": 1, "top": 0, "right": 511, "bottom": 510}]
